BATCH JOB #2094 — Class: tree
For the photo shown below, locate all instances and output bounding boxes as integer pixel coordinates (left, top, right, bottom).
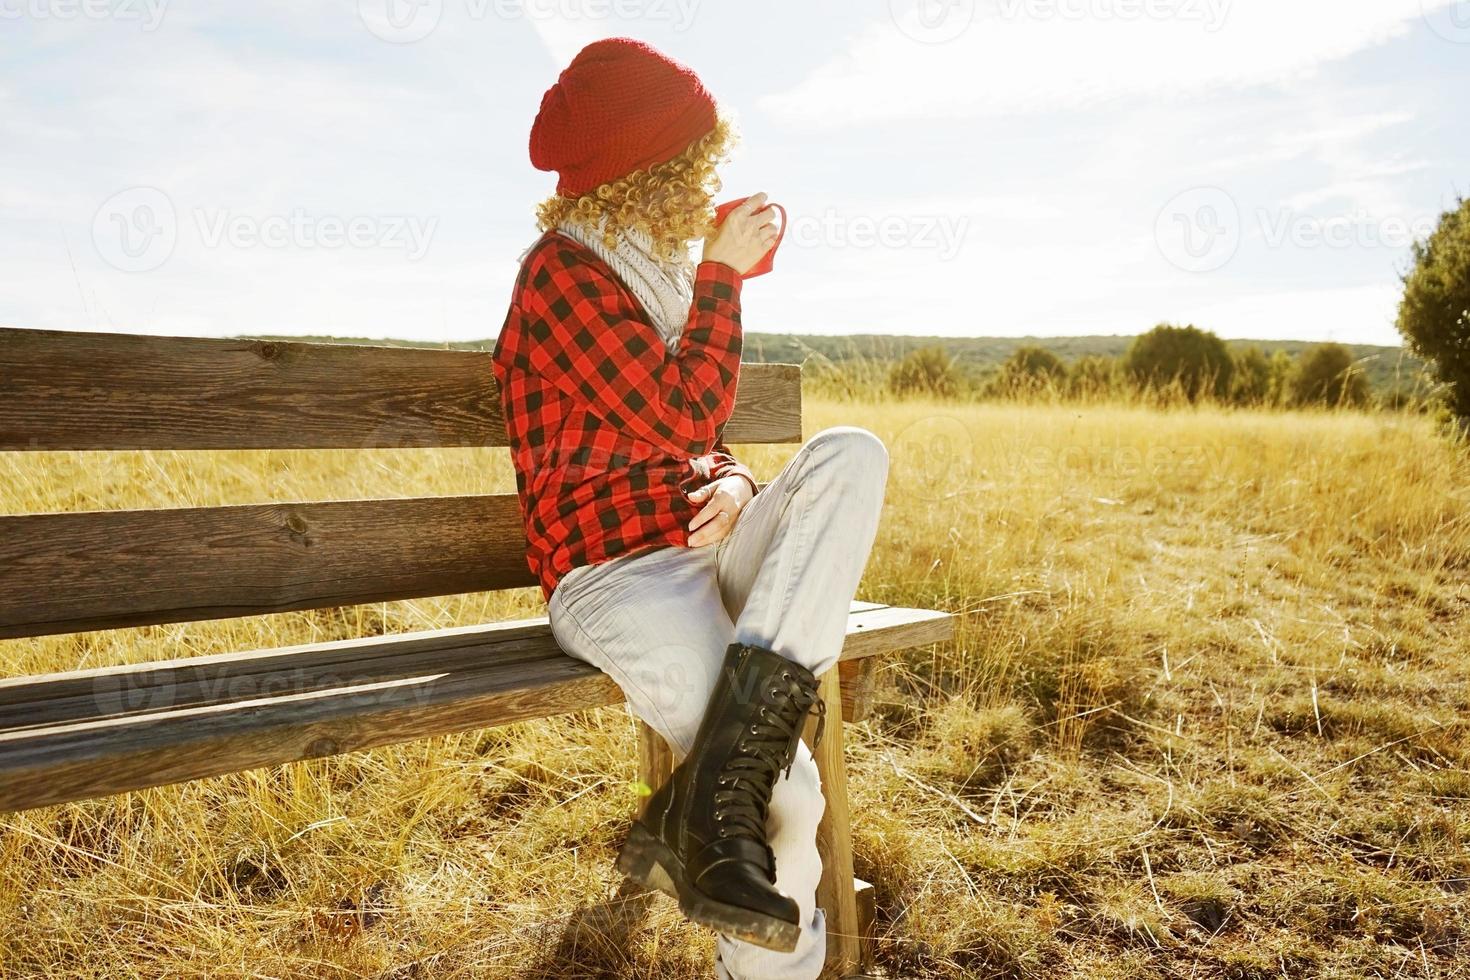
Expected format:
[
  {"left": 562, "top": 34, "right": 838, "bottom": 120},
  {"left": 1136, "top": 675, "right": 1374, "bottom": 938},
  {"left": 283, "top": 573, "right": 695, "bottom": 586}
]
[
  {"left": 1290, "top": 343, "right": 1370, "bottom": 408},
  {"left": 1266, "top": 350, "right": 1295, "bottom": 407},
  {"left": 1231, "top": 346, "right": 1271, "bottom": 405},
  {"left": 1068, "top": 354, "right": 1121, "bottom": 399},
  {"left": 1123, "top": 323, "right": 1234, "bottom": 402},
  {"left": 887, "top": 344, "right": 959, "bottom": 398},
  {"left": 1397, "top": 196, "right": 1470, "bottom": 427},
  {"left": 990, "top": 345, "right": 1066, "bottom": 397}
]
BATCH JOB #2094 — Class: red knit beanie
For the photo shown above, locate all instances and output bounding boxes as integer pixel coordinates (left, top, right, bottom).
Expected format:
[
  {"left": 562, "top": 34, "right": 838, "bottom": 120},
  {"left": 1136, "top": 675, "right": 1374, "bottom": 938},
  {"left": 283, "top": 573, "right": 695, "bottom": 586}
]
[{"left": 529, "top": 36, "right": 718, "bottom": 199}]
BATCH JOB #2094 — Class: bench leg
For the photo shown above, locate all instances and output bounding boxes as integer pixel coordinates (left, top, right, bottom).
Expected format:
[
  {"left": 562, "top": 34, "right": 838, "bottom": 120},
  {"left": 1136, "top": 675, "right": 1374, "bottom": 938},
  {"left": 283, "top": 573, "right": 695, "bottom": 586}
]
[
  {"left": 808, "top": 667, "right": 865, "bottom": 977},
  {"left": 634, "top": 717, "right": 674, "bottom": 818}
]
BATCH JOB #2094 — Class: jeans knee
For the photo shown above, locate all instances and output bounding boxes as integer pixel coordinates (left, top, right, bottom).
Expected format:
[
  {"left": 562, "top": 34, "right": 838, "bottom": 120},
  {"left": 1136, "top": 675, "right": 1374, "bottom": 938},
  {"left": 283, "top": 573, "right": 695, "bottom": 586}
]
[{"left": 807, "top": 425, "right": 889, "bottom": 487}]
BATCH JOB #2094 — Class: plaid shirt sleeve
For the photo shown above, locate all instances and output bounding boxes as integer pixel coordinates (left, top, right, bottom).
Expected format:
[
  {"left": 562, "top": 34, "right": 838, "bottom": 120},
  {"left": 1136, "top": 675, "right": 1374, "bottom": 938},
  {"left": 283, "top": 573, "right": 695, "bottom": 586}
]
[
  {"left": 705, "top": 438, "right": 760, "bottom": 497},
  {"left": 517, "top": 242, "right": 746, "bottom": 458}
]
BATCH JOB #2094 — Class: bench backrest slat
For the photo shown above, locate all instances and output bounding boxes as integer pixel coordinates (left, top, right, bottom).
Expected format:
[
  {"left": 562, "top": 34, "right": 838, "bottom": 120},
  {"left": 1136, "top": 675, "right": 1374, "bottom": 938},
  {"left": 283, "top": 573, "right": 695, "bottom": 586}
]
[
  {"left": 0, "top": 495, "right": 533, "bottom": 639},
  {"left": 0, "top": 326, "right": 801, "bottom": 639},
  {"left": 0, "top": 327, "right": 803, "bottom": 450}
]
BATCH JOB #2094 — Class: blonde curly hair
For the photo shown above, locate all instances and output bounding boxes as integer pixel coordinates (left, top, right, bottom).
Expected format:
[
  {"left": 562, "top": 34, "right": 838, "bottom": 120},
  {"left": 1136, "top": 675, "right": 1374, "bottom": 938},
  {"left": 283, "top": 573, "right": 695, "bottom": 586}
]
[{"left": 534, "top": 112, "right": 741, "bottom": 266}]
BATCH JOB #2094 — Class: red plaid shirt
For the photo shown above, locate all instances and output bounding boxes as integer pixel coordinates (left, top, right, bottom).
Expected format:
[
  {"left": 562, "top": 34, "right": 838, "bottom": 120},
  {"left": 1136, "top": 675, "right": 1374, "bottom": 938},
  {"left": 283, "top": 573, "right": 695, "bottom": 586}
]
[{"left": 492, "top": 229, "right": 760, "bottom": 604}]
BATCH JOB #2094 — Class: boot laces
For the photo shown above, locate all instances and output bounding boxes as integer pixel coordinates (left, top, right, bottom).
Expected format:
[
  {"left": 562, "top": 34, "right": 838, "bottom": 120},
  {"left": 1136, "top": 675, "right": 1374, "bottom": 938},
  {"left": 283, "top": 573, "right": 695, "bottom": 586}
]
[{"left": 711, "top": 673, "right": 825, "bottom": 848}]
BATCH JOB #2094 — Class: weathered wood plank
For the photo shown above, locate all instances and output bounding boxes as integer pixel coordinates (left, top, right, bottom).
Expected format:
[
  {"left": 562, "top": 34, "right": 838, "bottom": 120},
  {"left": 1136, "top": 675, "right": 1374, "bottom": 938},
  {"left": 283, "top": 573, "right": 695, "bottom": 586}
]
[
  {"left": 3, "top": 468, "right": 914, "bottom": 638},
  {"left": 0, "top": 487, "right": 937, "bottom": 641},
  {"left": 835, "top": 604, "right": 954, "bottom": 661},
  {"left": 635, "top": 719, "right": 674, "bottom": 819},
  {"left": 837, "top": 657, "right": 879, "bottom": 723},
  {"left": 0, "top": 605, "right": 954, "bottom": 813},
  {"left": 0, "top": 495, "right": 532, "bottom": 638},
  {"left": 0, "top": 604, "right": 949, "bottom": 727},
  {"left": 854, "top": 877, "right": 877, "bottom": 974},
  {"left": 0, "top": 327, "right": 803, "bottom": 450},
  {"left": 0, "top": 653, "right": 627, "bottom": 813},
  {"left": 809, "top": 667, "right": 862, "bottom": 974}
]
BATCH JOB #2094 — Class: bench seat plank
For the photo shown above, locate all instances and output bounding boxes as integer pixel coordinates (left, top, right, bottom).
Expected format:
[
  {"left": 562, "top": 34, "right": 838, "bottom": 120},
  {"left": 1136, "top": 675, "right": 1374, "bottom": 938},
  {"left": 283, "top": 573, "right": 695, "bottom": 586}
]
[{"left": 0, "top": 603, "right": 953, "bottom": 813}]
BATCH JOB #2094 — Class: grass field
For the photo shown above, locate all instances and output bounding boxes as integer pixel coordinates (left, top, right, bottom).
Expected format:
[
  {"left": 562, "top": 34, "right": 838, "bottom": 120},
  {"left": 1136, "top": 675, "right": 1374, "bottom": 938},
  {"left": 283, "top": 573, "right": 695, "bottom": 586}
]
[{"left": 2, "top": 396, "right": 1468, "bottom": 979}]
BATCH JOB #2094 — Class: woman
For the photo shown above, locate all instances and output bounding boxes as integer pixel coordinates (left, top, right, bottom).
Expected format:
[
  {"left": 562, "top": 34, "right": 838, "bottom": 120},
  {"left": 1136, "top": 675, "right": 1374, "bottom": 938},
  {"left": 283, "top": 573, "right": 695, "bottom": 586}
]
[{"left": 492, "top": 36, "right": 890, "bottom": 980}]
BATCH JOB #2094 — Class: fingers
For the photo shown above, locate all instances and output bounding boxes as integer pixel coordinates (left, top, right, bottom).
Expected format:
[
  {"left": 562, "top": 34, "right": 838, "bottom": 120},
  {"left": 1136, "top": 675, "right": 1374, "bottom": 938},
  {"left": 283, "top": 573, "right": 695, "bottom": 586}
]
[
  {"left": 687, "top": 491, "right": 737, "bottom": 546},
  {"left": 688, "top": 497, "right": 729, "bottom": 532},
  {"left": 687, "top": 508, "right": 731, "bottom": 547},
  {"left": 740, "top": 191, "right": 769, "bottom": 215}
]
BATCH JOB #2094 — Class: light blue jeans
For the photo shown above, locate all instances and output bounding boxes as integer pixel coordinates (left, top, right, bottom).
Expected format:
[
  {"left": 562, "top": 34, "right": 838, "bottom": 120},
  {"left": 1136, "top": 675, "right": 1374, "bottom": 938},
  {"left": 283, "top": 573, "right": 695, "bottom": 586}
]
[{"left": 547, "top": 425, "right": 890, "bottom": 980}]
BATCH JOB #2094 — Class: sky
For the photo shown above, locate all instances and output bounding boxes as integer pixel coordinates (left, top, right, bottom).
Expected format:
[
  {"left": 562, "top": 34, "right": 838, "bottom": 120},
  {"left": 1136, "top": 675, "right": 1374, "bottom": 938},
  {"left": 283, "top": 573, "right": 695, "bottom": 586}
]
[{"left": 2, "top": 0, "right": 1468, "bottom": 347}]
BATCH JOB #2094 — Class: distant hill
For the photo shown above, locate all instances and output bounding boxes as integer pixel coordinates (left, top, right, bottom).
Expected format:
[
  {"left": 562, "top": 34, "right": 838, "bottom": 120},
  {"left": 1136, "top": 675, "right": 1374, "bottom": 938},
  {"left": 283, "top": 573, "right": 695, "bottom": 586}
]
[{"left": 242, "top": 331, "right": 1429, "bottom": 395}]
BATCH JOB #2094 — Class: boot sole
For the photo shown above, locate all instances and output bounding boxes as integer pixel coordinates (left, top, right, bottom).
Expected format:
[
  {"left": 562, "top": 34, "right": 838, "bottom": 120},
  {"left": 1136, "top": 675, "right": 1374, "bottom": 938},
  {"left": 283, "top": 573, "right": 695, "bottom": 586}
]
[{"left": 616, "top": 819, "right": 803, "bottom": 953}]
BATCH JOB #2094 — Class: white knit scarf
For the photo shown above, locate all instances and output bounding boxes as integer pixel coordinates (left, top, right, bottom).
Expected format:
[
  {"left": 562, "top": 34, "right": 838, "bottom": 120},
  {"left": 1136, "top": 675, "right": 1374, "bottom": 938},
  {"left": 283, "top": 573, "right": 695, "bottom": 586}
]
[{"left": 540, "top": 214, "right": 696, "bottom": 354}]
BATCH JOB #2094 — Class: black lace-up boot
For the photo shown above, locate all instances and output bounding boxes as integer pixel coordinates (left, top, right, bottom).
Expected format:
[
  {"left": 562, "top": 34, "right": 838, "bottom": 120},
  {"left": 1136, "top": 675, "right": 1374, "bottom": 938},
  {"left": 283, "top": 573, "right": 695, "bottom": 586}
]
[{"left": 616, "top": 641, "right": 827, "bottom": 952}]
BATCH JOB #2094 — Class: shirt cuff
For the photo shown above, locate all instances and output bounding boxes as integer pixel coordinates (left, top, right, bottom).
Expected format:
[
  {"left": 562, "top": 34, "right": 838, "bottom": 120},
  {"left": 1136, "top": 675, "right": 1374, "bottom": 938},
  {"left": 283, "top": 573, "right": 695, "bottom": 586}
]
[
  {"left": 716, "top": 461, "right": 760, "bottom": 498},
  {"left": 695, "top": 259, "right": 745, "bottom": 301}
]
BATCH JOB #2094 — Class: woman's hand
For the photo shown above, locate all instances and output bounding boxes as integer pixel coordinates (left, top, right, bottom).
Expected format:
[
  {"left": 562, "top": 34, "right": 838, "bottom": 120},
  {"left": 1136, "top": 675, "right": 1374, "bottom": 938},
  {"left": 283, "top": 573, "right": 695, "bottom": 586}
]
[
  {"left": 685, "top": 475, "right": 754, "bottom": 547},
  {"left": 703, "top": 192, "right": 781, "bottom": 277}
]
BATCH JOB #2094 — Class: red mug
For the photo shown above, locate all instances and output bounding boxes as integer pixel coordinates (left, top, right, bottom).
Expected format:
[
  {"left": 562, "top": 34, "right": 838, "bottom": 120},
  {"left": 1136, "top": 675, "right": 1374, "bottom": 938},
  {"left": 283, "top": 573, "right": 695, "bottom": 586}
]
[{"left": 712, "top": 197, "right": 787, "bottom": 279}]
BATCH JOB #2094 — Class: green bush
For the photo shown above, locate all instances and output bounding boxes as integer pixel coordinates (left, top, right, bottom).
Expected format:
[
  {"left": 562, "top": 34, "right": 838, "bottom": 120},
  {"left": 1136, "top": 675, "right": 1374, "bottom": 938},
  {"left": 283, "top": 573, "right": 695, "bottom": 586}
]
[
  {"left": 1231, "top": 346, "right": 1272, "bottom": 405},
  {"left": 887, "top": 344, "right": 959, "bottom": 398},
  {"left": 989, "top": 345, "right": 1066, "bottom": 398},
  {"left": 1124, "top": 323, "right": 1234, "bottom": 402},
  {"left": 1290, "top": 343, "right": 1370, "bottom": 408},
  {"left": 1067, "top": 354, "right": 1121, "bottom": 399},
  {"left": 1397, "top": 196, "right": 1470, "bottom": 428}
]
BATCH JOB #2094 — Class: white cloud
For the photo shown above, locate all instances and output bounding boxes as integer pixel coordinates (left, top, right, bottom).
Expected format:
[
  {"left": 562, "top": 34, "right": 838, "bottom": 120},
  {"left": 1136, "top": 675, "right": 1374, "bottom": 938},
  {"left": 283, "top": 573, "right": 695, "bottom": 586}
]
[
  {"left": 762, "top": 0, "right": 1460, "bottom": 126},
  {"left": 1167, "top": 282, "right": 1405, "bottom": 345},
  {"left": 524, "top": 13, "right": 605, "bottom": 65}
]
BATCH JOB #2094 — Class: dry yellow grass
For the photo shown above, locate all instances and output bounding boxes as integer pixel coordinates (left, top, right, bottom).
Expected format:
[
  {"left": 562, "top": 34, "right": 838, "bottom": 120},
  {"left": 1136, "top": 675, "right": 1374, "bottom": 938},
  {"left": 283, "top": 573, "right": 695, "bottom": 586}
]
[{"left": 2, "top": 396, "right": 1468, "bottom": 979}]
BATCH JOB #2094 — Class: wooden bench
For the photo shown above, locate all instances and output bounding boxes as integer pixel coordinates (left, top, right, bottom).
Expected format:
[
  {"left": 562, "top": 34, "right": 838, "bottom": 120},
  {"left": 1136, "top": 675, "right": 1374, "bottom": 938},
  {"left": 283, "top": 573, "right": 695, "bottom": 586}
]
[{"left": 0, "top": 326, "right": 954, "bottom": 978}]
